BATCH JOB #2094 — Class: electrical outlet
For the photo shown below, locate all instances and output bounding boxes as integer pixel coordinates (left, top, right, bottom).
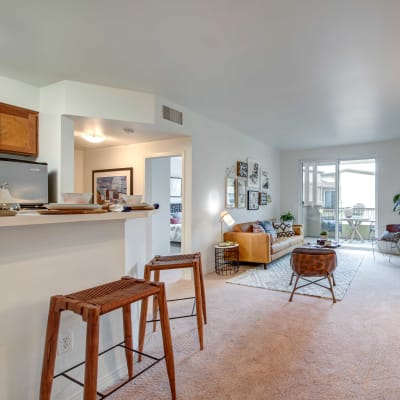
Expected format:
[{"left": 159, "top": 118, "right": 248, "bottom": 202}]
[{"left": 57, "top": 330, "right": 73, "bottom": 355}]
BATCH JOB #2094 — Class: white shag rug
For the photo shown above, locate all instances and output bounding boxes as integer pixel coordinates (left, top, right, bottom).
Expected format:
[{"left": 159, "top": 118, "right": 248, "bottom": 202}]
[{"left": 226, "top": 250, "right": 365, "bottom": 301}]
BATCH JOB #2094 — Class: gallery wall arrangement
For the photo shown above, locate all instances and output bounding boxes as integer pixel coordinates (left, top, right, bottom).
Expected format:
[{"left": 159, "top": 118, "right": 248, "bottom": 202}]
[{"left": 225, "top": 159, "right": 272, "bottom": 210}]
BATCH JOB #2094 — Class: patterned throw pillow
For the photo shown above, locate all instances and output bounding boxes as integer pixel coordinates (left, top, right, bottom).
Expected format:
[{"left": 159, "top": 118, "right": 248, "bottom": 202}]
[
  {"left": 251, "top": 223, "right": 266, "bottom": 233},
  {"left": 273, "top": 222, "right": 295, "bottom": 238},
  {"left": 259, "top": 220, "right": 278, "bottom": 242}
]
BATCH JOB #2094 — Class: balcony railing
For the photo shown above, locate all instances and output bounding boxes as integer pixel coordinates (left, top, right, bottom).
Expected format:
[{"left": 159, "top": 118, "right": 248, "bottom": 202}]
[{"left": 319, "top": 207, "right": 375, "bottom": 241}]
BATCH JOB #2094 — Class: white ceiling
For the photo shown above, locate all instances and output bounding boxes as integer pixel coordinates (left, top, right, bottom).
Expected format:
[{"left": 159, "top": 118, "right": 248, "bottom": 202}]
[
  {"left": 1, "top": 0, "right": 400, "bottom": 150},
  {"left": 71, "top": 116, "right": 187, "bottom": 149}
]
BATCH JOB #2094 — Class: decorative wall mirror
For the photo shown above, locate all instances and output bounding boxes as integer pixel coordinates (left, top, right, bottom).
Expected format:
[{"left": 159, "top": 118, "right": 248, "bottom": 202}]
[
  {"left": 225, "top": 177, "right": 235, "bottom": 208},
  {"left": 236, "top": 177, "right": 246, "bottom": 208}
]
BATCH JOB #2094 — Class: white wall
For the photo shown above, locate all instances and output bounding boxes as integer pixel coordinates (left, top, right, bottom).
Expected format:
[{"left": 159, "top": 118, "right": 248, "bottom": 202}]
[
  {"left": 74, "top": 149, "right": 84, "bottom": 192},
  {"left": 180, "top": 109, "right": 281, "bottom": 272},
  {"left": 0, "top": 76, "right": 39, "bottom": 111},
  {"left": 63, "top": 80, "right": 155, "bottom": 123},
  {"left": 280, "top": 139, "right": 400, "bottom": 233}
]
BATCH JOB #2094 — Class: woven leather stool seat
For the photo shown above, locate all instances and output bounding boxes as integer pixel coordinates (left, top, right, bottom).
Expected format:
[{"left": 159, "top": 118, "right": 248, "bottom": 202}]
[
  {"left": 289, "top": 247, "right": 337, "bottom": 303},
  {"left": 40, "top": 276, "right": 176, "bottom": 400},
  {"left": 138, "top": 253, "right": 206, "bottom": 358}
]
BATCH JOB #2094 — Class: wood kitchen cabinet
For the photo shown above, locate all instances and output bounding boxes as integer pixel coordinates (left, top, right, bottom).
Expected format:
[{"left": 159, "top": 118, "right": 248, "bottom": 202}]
[{"left": 0, "top": 102, "right": 38, "bottom": 156}]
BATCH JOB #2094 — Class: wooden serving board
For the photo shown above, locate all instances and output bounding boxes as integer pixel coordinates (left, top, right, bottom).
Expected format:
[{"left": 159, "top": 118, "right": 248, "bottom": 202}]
[
  {"left": 38, "top": 209, "right": 108, "bottom": 215},
  {"left": 128, "top": 205, "right": 155, "bottom": 210}
]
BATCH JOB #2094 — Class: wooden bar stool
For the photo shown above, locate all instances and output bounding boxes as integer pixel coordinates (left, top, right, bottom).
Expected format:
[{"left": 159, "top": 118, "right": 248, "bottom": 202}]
[
  {"left": 40, "top": 276, "right": 176, "bottom": 400},
  {"left": 138, "top": 253, "right": 206, "bottom": 357}
]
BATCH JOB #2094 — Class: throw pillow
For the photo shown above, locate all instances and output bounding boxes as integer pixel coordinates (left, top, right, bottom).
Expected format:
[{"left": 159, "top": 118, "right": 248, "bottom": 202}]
[
  {"left": 273, "top": 221, "right": 295, "bottom": 238},
  {"left": 251, "top": 223, "right": 266, "bottom": 233},
  {"left": 259, "top": 220, "right": 278, "bottom": 242}
]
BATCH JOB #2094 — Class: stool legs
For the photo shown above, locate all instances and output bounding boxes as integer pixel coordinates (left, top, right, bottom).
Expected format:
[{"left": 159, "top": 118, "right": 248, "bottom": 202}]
[
  {"left": 152, "top": 269, "right": 161, "bottom": 332},
  {"left": 289, "top": 275, "right": 300, "bottom": 302},
  {"left": 157, "top": 283, "right": 176, "bottom": 400},
  {"left": 198, "top": 256, "right": 207, "bottom": 324},
  {"left": 83, "top": 306, "right": 100, "bottom": 400},
  {"left": 40, "top": 296, "right": 62, "bottom": 400},
  {"left": 327, "top": 274, "right": 337, "bottom": 303},
  {"left": 138, "top": 293, "right": 149, "bottom": 363},
  {"left": 137, "top": 267, "right": 151, "bottom": 362},
  {"left": 145, "top": 263, "right": 204, "bottom": 351},
  {"left": 122, "top": 304, "right": 134, "bottom": 378},
  {"left": 192, "top": 263, "right": 204, "bottom": 350},
  {"left": 289, "top": 272, "right": 295, "bottom": 286}
]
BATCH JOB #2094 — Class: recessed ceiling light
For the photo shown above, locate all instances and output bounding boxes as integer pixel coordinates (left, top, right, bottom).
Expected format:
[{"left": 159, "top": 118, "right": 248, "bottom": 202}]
[{"left": 81, "top": 132, "right": 105, "bottom": 143}]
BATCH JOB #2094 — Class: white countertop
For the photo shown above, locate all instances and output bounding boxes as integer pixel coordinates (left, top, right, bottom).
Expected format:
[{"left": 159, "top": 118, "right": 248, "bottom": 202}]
[{"left": 0, "top": 209, "right": 156, "bottom": 228}]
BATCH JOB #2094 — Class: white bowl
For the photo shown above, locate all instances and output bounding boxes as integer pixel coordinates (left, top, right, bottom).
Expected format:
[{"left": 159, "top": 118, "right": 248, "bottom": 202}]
[
  {"left": 62, "top": 193, "right": 92, "bottom": 204},
  {"left": 121, "top": 194, "right": 143, "bottom": 205}
]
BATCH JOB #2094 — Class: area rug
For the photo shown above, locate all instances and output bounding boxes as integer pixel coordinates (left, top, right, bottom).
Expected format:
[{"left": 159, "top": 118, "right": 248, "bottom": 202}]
[{"left": 226, "top": 250, "right": 365, "bottom": 301}]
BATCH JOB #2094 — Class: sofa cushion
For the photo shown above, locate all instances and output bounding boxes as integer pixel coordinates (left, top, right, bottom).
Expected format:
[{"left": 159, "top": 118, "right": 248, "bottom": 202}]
[
  {"left": 251, "top": 223, "right": 265, "bottom": 233},
  {"left": 259, "top": 220, "right": 278, "bottom": 242},
  {"left": 271, "top": 235, "right": 303, "bottom": 254},
  {"left": 271, "top": 237, "right": 292, "bottom": 253},
  {"left": 274, "top": 222, "right": 295, "bottom": 237},
  {"left": 233, "top": 222, "right": 255, "bottom": 232}
]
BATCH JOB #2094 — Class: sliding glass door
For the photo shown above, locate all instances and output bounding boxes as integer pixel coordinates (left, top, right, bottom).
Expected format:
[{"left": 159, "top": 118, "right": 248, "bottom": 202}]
[
  {"left": 301, "top": 158, "right": 376, "bottom": 245},
  {"left": 302, "top": 161, "right": 338, "bottom": 239},
  {"left": 338, "top": 159, "right": 376, "bottom": 243}
]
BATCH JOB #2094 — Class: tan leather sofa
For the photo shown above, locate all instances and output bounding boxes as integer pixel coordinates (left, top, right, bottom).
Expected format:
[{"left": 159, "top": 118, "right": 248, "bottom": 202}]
[{"left": 224, "top": 221, "right": 304, "bottom": 268}]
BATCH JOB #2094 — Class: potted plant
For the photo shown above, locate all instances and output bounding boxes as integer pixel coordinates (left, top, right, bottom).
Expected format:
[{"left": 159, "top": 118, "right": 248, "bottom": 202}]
[
  {"left": 280, "top": 211, "right": 295, "bottom": 223},
  {"left": 320, "top": 231, "right": 328, "bottom": 240}
]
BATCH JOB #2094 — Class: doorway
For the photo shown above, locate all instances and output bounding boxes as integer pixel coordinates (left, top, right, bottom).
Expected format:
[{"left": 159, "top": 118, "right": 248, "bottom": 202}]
[
  {"left": 145, "top": 155, "right": 183, "bottom": 258},
  {"left": 301, "top": 158, "right": 376, "bottom": 247}
]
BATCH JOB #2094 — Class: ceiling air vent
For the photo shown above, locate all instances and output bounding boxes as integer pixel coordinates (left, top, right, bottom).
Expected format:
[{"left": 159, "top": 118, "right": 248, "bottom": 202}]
[{"left": 162, "top": 105, "right": 183, "bottom": 125}]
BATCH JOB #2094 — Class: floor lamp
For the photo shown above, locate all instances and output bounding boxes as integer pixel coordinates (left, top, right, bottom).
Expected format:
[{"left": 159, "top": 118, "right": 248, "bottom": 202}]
[{"left": 220, "top": 210, "right": 235, "bottom": 245}]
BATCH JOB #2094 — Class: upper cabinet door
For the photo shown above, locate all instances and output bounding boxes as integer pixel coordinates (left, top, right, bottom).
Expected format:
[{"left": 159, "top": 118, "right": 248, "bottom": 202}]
[{"left": 0, "top": 102, "right": 38, "bottom": 156}]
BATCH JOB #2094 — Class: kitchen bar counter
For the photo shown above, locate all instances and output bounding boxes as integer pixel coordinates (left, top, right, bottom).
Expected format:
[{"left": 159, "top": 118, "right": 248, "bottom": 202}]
[
  {"left": 0, "top": 209, "right": 155, "bottom": 228},
  {"left": 0, "top": 210, "right": 155, "bottom": 400}
]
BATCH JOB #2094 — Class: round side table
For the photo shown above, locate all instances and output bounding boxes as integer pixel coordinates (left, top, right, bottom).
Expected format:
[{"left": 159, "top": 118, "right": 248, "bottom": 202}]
[{"left": 214, "top": 244, "right": 239, "bottom": 275}]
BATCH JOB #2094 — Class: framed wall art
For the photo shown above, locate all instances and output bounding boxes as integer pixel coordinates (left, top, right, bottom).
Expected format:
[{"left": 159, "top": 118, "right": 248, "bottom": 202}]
[
  {"left": 260, "top": 168, "right": 269, "bottom": 192},
  {"left": 92, "top": 167, "right": 133, "bottom": 204},
  {"left": 259, "top": 192, "right": 268, "bottom": 205},
  {"left": 236, "top": 177, "right": 246, "bottom": 208},
  {"left": 247, "top": 158, "right": 259, "bottom": 189},
  {"left": 247, "top": 190, "right": 259, "bottom": 210},
  {"left": 236, "top": 161, "right": 248, "bottom": 178}
]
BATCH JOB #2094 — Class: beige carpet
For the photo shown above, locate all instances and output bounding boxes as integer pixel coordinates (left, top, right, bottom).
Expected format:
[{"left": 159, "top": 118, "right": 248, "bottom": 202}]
[{"left": 110, "top": 250, "right": 400, "bottom": 400}]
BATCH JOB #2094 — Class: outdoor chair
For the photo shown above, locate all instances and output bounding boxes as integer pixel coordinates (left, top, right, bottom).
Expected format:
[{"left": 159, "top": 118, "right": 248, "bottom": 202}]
[{"left": 289, "top": 247, "right": 337, "bottom": 303}]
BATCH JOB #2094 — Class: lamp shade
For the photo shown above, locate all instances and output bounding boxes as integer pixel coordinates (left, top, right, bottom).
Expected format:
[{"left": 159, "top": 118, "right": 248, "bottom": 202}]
[
  {"left": 219, "top": 210, "right": 234, "bottom": 244},
  {"left": 220, "top": 210, "right": 235, "bottom": 226}
]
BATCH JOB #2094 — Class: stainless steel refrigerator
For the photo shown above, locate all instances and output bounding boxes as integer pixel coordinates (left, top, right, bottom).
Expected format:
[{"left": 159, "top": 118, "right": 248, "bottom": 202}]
[{"left": 0, "top": 157, "right": 48, "bottom": 206}]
